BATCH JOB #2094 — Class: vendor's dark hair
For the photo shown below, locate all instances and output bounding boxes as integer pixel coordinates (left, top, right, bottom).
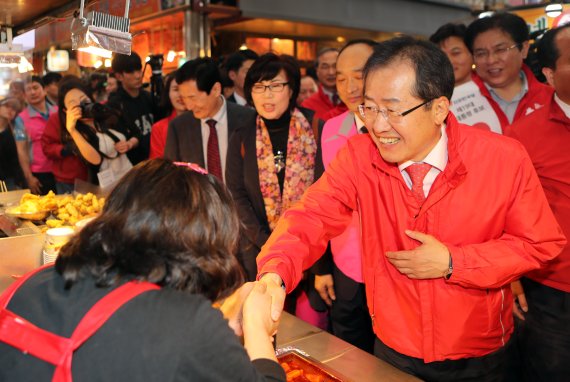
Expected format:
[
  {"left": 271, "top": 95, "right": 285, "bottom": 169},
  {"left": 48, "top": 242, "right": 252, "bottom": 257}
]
[
  {"left": 363, "top": 36, "right": 454, "bottom": 103},
  {"left": 244, "top": 52, "right": 300, "bottom": 111},
  {"left": 56, "top": 159, "right": 244, "bottom": 302},
  {"left": 537, "top": 24, "right": 570, "bottom": 70}
]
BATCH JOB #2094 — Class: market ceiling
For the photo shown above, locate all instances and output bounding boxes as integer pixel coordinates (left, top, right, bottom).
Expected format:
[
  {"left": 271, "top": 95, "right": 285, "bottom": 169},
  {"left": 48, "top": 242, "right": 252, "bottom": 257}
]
[{"left": 0, "top": 0, "right": 77, "bottom": 34}]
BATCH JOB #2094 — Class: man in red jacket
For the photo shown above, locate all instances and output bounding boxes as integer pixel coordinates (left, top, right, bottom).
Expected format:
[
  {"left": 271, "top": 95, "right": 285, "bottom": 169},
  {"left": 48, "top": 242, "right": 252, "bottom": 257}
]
[
  {"left": 464, "top": 12, "right": 553, "bottom": 134},
  {"left": 257, "top": 37, "right": 565, "bottom": 381},
  {"left": 505, "top": 24, "right": 570, "bottom": 381},
  {"left": 301, "top": 48, "right": 345, "bottom": 120}
]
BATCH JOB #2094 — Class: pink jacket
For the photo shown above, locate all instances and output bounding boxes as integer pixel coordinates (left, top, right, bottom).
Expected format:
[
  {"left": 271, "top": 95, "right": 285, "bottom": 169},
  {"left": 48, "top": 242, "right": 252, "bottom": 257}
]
[{"left": 321, "top": 111, "right": 363, "bottom": 282}]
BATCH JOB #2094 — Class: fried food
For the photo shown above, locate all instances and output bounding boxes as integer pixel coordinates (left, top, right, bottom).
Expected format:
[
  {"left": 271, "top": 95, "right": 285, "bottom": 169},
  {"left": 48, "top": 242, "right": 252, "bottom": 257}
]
[{"left": 12, "top": 191, "right": 105, "bottom": 226}]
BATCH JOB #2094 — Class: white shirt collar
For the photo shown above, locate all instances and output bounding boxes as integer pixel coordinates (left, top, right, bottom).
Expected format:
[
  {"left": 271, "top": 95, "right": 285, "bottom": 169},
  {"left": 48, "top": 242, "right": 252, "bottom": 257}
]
[
  {"left": 233, "top": 92, "right": 247, "bottom": 106},
  {"left": 399, "top": 124, "right": 448, "bottom": 173},
  {"left": 354, "top": 114, "right": 366, "bottom": 133},
  {"left": 554, "top": 93, "right": 570, "bottom": 119},
  {"left": 201, "top": 96, "right": 227, "bottom": 124}
]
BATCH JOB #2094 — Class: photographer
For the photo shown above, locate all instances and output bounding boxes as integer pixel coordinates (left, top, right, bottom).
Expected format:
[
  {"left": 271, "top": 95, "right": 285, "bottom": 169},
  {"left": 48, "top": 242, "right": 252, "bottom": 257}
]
[{"left": 44, "top": 76, "right": 137, "bottom": 189}]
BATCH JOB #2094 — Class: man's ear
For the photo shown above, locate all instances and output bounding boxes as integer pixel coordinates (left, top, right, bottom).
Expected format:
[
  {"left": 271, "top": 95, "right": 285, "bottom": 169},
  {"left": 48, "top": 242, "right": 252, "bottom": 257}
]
[
  {"left": 521, "top": 41, "right": 530, "bottom": 59},
  {"left": 542, "top": 67, "right": 554, "bottom": 87},
  {"left": 211, "top": 82, "right": 222, "bottom": 97},
  {"left": 432, "top": 96, "right": 450, "bottom": 125},
  {"left": 228, "top": 70, "right": 237, "bottom": 82},
  {"left": 114, "top": 73, "right": 124, "bottom": 82}
]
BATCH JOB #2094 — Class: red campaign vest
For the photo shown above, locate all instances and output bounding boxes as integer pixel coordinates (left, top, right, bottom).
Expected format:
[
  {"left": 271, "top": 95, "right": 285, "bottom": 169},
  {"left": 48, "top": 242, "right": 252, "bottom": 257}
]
[{"left": 0, "top": 265, "right": 160, "bottom": 382}]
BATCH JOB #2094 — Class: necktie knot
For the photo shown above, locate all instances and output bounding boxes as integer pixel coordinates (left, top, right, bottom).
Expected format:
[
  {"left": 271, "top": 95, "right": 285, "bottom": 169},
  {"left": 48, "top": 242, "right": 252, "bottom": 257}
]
[
  {"left": 206, "top": 119, "right": 217, "bottom": 130},
  {"left": 405, "top": 163, "right": 432, "bottom": 203}
]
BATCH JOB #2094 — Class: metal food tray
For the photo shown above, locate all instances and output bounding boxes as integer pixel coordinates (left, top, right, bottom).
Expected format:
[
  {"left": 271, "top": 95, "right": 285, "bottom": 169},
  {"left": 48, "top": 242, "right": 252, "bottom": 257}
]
[{"left": 276, "top": 347, "right": 349, "bottom": 381}]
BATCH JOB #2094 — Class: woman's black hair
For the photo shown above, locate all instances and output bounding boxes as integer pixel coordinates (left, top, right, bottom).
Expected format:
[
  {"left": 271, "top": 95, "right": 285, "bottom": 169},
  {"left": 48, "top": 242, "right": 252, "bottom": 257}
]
[
  {"left": 159, "top": 72, "right": 177, "bottom": 116},
  {"left": 56, "top": 159, "right": 244, "bottom": 302},
  {"left": 57, "top": 75, "right": 93, "bottom": 152}
]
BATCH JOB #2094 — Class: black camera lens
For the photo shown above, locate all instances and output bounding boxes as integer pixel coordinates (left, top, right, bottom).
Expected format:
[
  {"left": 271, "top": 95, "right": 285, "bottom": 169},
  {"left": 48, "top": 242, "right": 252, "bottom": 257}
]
[{"left": 79, "top": 101, "right": 96, "bottom": 119}]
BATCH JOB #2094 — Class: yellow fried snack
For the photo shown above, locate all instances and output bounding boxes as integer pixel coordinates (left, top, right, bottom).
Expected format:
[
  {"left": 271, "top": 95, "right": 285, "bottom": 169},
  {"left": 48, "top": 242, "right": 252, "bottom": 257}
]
[
  {"left": 46, "top": 192, "right": 105, "bottom": 226},
  {"left": 46, "top": 219, "right": 64, "bottom": 228}
]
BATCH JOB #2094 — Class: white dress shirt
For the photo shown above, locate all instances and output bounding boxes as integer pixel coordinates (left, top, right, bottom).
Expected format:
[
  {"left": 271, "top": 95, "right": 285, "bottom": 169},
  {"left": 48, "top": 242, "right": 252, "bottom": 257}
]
[
  {"left": 233, "top": 92, "right": 247, "bottom": 106},
  {"left": 399, "top": 125, "right": 448, "bottom": 198}
]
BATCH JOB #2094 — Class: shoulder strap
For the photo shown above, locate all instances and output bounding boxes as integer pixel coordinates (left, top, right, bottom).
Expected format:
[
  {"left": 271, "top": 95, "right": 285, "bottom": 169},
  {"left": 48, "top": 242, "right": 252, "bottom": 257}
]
[
  {"left": 0, "top": 278, "right": 159, "bottom": 382},
  {"left": 0, "top": 264, "right": 54, "bottom": 309},
  {"left": 52, "top": 280, "right": 160, "bottom": 382}
]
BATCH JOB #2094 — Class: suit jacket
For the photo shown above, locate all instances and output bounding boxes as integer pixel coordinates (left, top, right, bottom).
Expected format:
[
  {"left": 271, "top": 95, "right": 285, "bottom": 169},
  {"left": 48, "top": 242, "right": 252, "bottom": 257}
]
[
  {"left": 163, "top": 101, "right": 256, "bottom": 166},
  {"left": 226, "top": 93, "right": 237, "bottom": 104},
  {"left": 226, "top": 107, "right": 324, "bottom": 281}
]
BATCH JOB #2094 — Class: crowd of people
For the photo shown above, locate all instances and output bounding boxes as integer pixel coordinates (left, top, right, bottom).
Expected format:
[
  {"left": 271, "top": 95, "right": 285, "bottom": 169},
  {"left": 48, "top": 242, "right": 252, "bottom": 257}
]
[{"left": 0, "top": 10, "right": 568, "bottom": 382}]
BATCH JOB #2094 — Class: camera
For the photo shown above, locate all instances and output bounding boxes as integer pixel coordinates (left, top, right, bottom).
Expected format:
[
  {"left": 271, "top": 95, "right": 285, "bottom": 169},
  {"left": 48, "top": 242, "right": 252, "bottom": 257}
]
[{"left": 79, "top": 100, "right": 112, "bottom": 120}]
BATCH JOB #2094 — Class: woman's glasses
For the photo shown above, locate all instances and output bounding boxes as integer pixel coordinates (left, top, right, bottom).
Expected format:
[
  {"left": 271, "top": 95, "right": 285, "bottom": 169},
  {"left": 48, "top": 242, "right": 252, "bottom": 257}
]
[{"left": 251, "top": 83, "right": 289, "bottom": 93}]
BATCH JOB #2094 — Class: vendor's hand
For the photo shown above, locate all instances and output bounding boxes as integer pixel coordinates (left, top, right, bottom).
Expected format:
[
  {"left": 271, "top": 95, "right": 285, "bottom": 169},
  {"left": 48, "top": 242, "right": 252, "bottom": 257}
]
[
  {"left": 27, "top": 175, "right": 42, "bottom": 195},
  {"left": 386, "top": 230, "right": 450, "bottom": 279},
  {"left": 243, "top": 282, "right": 279, "bottom": 338},
  {"left": 215, "top": 282, "right": 256, "bottom": 337},
  {"left": 511, "top": 280, "right": 527, "bottom": 321},
  {"left": 259, "top": 273, "right": 286, "bottom": 322},
  {"left": 314, "top": 274, "right": 335, "bottom": 306},
  {"left": 66, "top": 106, "right": 82, "bottom": 133},
  {"left": 114, "top": 140, "right": 130, "bottom": 154}
]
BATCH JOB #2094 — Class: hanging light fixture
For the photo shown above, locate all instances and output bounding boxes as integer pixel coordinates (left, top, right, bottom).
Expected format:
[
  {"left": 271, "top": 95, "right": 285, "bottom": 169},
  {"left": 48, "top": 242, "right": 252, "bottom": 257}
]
[
  {"left": 71, "top": 0, "right": 132, "bottom": 58},
  {"left": 546, "top": 2, "right": 563, "bottom": 18},
  {"left": 0, "top": 26, "right": 24, "bottom": 68}
]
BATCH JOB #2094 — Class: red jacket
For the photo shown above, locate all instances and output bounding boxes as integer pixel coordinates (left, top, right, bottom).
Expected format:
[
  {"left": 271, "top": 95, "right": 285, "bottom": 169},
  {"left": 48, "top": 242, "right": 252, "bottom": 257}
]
[
  {"left": 505, "top": 95, "right": 570, "bottom": 293},
  {"left": 258, "top": 113, "right": 565, "bottom": 362},
  {"left": 41, "top": 113, "right": 88, "bottom": 184},
  {"left": 301, "top": 85, "right": 342, "bottom": 121},
  {"left": 472, "top": 65, "right": 553, "bottom": 132},
  {"left": 149, "top": 112, "right": 176, "bottom": 159}
]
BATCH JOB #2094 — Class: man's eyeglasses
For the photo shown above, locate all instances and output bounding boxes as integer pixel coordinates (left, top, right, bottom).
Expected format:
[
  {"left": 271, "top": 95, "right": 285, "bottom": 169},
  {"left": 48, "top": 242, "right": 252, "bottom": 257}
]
[
  {"left": 251, "top": 82, "right": 289, "bottom": 93},
  {"left": 473, "top": 43, "right": 521, "bottom": 62},
  {"left": 358, "top": 99, "right": 433, "bottom": 125}
]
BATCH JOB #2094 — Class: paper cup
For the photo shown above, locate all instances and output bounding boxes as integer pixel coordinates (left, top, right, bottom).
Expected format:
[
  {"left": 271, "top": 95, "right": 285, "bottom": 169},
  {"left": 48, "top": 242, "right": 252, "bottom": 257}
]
[{"left": 42, "top": 227, "right": 75, "bottom": 265}]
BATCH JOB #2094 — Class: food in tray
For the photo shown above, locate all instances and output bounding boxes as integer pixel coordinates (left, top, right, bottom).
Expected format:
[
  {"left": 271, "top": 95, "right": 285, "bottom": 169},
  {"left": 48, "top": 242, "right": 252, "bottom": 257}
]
[
  {"left": 46, "top": 193, "right": 105, "bottom": 228},
  {"left": 278, "top": 352, "right": 343, "bottom": 382},
  {"left": 4, "top": 191, "right": 58, "bottom": 220},
  {"left": 6, "top": 191, "right": 105, "bottom": 226}
]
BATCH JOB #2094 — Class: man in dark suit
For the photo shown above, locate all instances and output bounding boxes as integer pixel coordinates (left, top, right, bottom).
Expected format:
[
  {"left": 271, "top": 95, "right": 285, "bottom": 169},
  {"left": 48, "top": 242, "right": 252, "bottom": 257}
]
[
  {"left": 224, "top": 49, "right": 258, "bottom": 106},
  {"left": 164, "top": 57, "right": 256, "bottom": 183}
]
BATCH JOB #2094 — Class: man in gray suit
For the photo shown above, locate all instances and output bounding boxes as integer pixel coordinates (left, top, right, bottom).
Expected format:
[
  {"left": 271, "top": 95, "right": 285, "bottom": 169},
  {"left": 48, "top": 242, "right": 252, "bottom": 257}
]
[{"left": 164, "top": 57, "right": 256, "bottom": 183}]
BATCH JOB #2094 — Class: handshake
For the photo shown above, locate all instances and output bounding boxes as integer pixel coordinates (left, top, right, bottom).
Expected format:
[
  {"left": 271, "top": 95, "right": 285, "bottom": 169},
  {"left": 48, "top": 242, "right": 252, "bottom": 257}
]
[{"left": 214, "top": 275, "right": 286, "bottom": 358}]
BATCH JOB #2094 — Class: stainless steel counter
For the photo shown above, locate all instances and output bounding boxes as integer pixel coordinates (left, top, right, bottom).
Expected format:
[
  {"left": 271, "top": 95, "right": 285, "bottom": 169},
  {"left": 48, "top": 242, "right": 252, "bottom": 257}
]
[
  {"left": 0, "top": 233, "right": 44, "bottom": 293},
  {"left": 277, "top": 312, "right": 421, "bottom": 381}
]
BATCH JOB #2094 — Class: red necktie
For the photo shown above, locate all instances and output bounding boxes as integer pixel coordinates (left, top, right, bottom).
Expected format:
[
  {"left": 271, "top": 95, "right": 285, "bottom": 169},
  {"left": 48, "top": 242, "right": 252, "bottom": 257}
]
[
  {"left": 206, "top": 119, "right": 223, "bottom": 182},
  {"left": 405, "top": 163, "right": 432, "bottom": 204}
]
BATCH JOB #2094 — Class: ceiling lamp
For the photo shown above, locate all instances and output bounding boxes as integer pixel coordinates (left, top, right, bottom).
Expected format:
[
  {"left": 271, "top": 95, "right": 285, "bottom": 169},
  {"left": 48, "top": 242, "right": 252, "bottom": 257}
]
[
  {"left": 546, "top": 3, "right": 563, "bottom": 18},
  {"left": 71, "top": 0, "right": 132, "bottom": 58},
  {"left": 0, "top": 27, "right": 24, "bottom": 68}
]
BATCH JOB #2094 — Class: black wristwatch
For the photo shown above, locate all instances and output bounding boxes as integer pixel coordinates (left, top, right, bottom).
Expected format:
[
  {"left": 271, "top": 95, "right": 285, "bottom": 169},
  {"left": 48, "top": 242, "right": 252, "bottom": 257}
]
[{"left": 444, "top": 254, "right": 453, "bottom": 280}]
